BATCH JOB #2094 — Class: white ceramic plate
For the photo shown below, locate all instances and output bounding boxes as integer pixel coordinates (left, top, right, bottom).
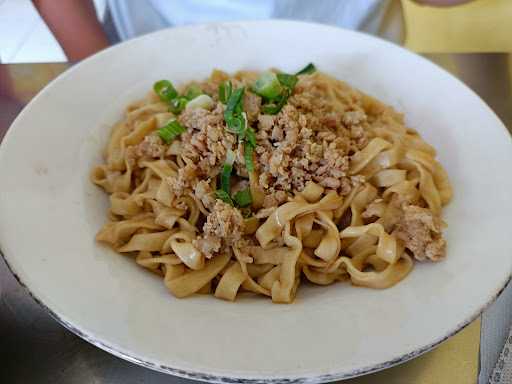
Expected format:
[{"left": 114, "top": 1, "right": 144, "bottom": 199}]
[{"left": 1, "top": 21, "right": 511, "bottom": 383}]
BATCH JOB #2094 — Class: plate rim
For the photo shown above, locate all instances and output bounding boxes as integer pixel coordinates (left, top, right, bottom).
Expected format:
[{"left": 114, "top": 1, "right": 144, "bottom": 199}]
[
  {"left": 1, "top": 248, "right": 510, "bottom": 383},
  {"left": 1, "top": 19, "right": 511, "bottom": 382}
]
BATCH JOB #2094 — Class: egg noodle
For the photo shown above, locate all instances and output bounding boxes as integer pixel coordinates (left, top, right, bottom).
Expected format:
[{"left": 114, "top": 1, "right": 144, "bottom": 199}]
[{"left": 92, "top": 67, "right": 452, "bottom": 303}]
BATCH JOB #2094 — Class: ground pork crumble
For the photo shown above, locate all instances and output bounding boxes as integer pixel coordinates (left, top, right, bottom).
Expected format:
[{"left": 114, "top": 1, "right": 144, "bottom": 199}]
[
  {"left": 193, "top": 200, "right": 245, "bottom": 258},
  {"left": 123, "top": 71, "right": 447, "bottom": 262},
  {"left": 131, "top": 74, "right": 371, "bottom": 199},
  {"left": 253, "top": 74, "right": 371, "bottom": 196},
  {"left": 394, "top": 205, "right": 446, "bottom": 261}
]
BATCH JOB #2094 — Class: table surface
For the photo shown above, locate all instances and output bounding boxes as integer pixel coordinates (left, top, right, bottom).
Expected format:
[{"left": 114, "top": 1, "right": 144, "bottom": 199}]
[{"left": 1, "top": 54, "right": 511, "bottom": 384}]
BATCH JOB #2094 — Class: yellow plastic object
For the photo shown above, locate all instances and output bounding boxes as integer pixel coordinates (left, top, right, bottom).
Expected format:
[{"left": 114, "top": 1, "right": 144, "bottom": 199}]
[
  {"left": 347, "top": 318, "right": 480, "bottom": 384},
  {"left": 402, "top": 0, "right": 512, "bottom": 52}
]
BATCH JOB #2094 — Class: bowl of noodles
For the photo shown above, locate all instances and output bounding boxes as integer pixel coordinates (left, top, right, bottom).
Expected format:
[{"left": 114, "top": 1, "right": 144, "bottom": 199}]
[{"left": 1, "top": 20, "right": 511, "bottom": 382}]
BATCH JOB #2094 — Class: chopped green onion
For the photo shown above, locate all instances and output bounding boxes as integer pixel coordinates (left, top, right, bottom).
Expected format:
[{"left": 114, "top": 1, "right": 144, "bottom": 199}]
[
  {"left": 220, "top": 83, "right": 257, "bottom": 177},
  {"left": 225, "top": 148, "right": 236, "bottom": 165},
  {"left": 261, "top": 90, "right": 290, "bottom": 115},
  {"left": 154, "top": 80, "right": 178, "bottom": 102},
  {"left": 219, "top": 80, "right": 232, "bottom": 104},
  {"left": 245, "top": 127, "right": 256, "bottom": 148},
  {"left": 224, "top": 87, "right": 246, "bottom": 134},
  {"left": 225, "top": 87, "right": 245, "bottom": 116},
  {"left": 261, "top": 103, "right": 280, "bottom": 115},
  {"left": 186, "top": 94, "right": 214, "bottom": 110},
  {"left": 295, "top": 63, "right": 316, "bottom": 76},
  {"left": 184, "top": 84, "right": 203, "bottom": 100},
  {"left": 252, "top": 72, "right": 283, "bottom": 99},
  {"left": 158, "top": 119, "right": 186, "bottom": 143},
  {"left": 277, "top": 73, "right": 298, "bottom": 89},
  {"left": 221, "top": 149, "right": 236, "bottom": 193},
  {"left": 256, "top": 63, "right": 315, "bottom": 115},
  {"left": 244, "top": 143, "right": 254, "bottom": 172},
  {"left": 233, "top": 188, "right": 252, "bottom": 207},
  {"left": 169, "top": 97, "right": 188, "bottom": 114},
  {"left": 258, "top": 73, "right": 297, "bottom": 115},
  {"left": 225, "top": 115, "right": 246, "bottom": 135},
  {"left": 215, "top": 190, "right": 234, "bottom": 205}
]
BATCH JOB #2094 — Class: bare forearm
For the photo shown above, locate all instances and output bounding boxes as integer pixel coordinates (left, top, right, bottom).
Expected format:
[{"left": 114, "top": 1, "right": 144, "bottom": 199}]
[{"left": 32, "top": 0, "right": 110, "bottom": 61}]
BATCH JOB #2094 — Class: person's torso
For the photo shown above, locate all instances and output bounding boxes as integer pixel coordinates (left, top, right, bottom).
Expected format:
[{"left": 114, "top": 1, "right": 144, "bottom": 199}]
[{"left": 107, "top": 0, "right": 397, "bottom": 41}]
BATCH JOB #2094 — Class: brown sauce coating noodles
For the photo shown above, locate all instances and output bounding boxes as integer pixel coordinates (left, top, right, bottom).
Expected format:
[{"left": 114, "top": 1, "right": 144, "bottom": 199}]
[{"left": 92, "top": 70, "right": 452, "bottom": 303}]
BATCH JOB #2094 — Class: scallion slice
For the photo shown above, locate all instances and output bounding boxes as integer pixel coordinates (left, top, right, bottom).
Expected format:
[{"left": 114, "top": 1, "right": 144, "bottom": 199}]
[
  {"left": 224, "top": 87, "right": 246, "bottom": 134},
  {"left": 225, "top": 115, "right": 246, "bottom": 135},
  {"left": 261, "top": 90, "right": 290, "bottom": 115},
  {"left": 154, "top": 80, "right": 178, "bottom": 102},
  {"left": 225, "top": 87, "right": 245, "bottom": 116},
  {"left": 158, "top": 119, "right": 186, "bottom": 143},
  {"left": 277, "top": 73, "right": 298, "bottom": 89},
  {"left": 296, "top": 63, "right": 316, "bottom": 75},
  {"left": 252, "top": 72, "right": 283, "bottom": 99},
  {"left": 169, "top": 97, "right": 188, "bottom": 114},
  {"left": 215, "top": 190, "right": 234, "bottom": 205},
  {"left": 184, "top": 84, "right": 203, "bottom": 100},
  {"left": 256, "top": 63, "right": 316, "bottom": 115},
  {"left": 233, "top": 188, "right": 252, "bottom": 207},
  {"left": 261, "top": 103, "right": 280, "bottom": 115},
  {"left": 219, "top": 80, "right": 232, "bottom": 104},
  {"left": 244, "top": 143, "right": 254, "bottom": 172},
  {"left": 220, "top": 149, "right": 236, "bottom": 193},
  {"left": 220, "top": 83, "right": 257, "bottom": 177},
  {"left": 186, "top": 94, "right": 214, "bottom": 110},
  {"left": 245, "top": 126, "right": 256, "bottom": 147}
]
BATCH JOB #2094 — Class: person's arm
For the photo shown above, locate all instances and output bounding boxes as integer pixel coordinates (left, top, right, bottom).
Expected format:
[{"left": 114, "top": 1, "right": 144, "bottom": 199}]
[{"left": 31, "top": 0, "right": 110, "bottom": 61}]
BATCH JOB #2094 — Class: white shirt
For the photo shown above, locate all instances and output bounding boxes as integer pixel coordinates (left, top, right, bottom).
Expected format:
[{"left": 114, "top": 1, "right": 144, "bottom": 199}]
[{"left": 108, "top": 0, "right": 389, "bottom": 41}]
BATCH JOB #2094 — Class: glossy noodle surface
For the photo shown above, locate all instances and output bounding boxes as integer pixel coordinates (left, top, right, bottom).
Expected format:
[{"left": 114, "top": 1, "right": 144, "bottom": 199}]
[{"left": 92, "top": 68, "right": 452, "bottom": 303}]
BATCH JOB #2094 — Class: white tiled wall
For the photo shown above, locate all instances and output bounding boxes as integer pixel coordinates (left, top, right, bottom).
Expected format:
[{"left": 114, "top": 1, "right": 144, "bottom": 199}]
[{"left": 0, "top": 0, "right": 106, "bottom": 63}]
